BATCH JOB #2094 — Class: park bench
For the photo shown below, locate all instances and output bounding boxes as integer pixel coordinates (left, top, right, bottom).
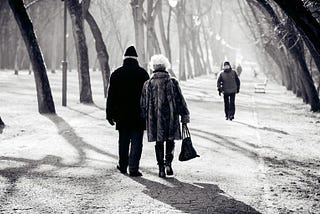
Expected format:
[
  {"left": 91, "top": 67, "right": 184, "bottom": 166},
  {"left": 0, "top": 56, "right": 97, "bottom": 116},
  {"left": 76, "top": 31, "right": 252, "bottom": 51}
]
[{"left": 254, "top": 79, "right": 268, "bottom": 93}]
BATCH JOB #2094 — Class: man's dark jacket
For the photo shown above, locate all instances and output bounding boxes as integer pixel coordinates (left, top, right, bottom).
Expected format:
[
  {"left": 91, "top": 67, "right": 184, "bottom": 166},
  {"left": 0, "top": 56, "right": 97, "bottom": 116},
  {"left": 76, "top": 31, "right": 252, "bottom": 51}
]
[
  {"left": 217, "top": 69, "right": 240, "bottom": 94},
  {"left": 106, "top": 58, "right": 149, "bottom": 130}
]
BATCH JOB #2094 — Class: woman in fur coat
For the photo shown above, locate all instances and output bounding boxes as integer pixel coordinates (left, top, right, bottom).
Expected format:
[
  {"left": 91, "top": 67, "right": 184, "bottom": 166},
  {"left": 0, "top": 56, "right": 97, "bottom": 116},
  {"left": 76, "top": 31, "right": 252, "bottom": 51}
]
[{"left": 140, "top": 54, "right": 190, "bottom": 178}]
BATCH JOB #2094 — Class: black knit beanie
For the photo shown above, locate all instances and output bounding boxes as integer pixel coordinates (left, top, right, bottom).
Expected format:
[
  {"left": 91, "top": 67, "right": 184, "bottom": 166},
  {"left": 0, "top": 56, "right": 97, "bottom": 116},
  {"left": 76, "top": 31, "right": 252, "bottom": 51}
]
[
  {"left": 124, "top": 46, "right": 138, "bottom": 57},
  {"left": 223, "top": 61, "right": 231, "bottom": 66}
]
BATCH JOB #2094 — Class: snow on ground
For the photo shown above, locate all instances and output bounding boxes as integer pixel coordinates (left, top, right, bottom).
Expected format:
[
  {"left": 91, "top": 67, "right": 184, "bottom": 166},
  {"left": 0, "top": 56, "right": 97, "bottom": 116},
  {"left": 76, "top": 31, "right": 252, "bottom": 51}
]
[{"left": 0, "top": 69, "right": 319, "bottom": 213}]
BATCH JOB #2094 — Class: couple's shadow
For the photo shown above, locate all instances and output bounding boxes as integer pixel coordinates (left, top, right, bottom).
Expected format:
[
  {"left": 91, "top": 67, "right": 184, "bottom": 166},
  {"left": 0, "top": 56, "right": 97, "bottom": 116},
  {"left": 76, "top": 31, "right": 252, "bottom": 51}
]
[{"left": 130, "top": 175, "right": 260, "bottom": 214}]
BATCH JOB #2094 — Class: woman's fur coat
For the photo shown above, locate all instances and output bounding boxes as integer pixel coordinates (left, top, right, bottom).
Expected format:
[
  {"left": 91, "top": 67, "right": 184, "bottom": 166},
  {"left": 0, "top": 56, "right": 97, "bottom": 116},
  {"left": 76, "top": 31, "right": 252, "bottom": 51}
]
[{"left": 141, "top": 70, "right": 190, "bottom": 142}]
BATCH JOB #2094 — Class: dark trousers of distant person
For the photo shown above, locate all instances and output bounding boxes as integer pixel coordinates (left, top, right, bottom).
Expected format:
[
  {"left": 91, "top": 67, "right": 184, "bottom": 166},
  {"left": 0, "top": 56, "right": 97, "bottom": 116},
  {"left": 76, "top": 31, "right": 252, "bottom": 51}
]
[
  {"left": 223, "top": 93, "right": 236, "bottom": 120},
  {"left": 118, "top": 129, "right": 143, "bottom": 173}
]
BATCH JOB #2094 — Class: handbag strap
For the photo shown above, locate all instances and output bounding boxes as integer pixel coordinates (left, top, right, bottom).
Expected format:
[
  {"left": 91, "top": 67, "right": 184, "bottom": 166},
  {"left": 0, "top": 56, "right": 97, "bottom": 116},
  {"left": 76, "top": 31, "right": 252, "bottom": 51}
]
[{"left": 182, "top": 124, "right": 191, "bottom": 138}]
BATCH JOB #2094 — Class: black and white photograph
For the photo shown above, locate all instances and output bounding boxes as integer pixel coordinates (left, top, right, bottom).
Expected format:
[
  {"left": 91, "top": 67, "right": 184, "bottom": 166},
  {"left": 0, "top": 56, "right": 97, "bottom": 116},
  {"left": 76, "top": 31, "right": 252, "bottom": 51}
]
[{"left": 0, "top": 0, "right": 320, "bottom": 213}]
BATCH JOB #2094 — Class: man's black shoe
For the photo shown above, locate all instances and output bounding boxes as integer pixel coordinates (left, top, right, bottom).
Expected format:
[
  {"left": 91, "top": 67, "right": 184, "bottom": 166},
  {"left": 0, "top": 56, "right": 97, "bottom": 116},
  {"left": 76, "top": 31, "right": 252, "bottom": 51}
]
[
  {"left": 229, "top": 116, "right": 234, "bottom": 121},
  {"left": 129, "top": 171, "right": 143, "bottom": 177},
  {"left": 117, "top": 165, "right": 127, "bottom": 174}
]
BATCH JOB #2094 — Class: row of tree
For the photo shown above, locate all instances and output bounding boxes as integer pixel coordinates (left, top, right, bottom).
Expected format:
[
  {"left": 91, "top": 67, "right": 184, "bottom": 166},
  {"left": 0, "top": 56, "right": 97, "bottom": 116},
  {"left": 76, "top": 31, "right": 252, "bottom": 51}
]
[
  {"left": 0, "top": 0, "right": 320, "bottom": 115},
  {"left": 1, "top": 0, "right": 111, "bottom": 114},
  {"left": 129, "top": 0, "right": 320, "bottom": 111},
  {"left": 238, "top": 0, "right": 320, "bottom": 111}
]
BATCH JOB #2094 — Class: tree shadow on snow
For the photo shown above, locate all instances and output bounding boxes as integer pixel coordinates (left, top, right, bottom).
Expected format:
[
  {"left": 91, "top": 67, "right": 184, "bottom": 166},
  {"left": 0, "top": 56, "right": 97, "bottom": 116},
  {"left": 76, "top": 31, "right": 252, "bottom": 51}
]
[
  {"left": 0, "top": 155, "right": 74, "bottom": 207},
  {"left": 131, "top": 176, "right": 261, "bottom": 214},
  {"left": 190, "top": 128, "right": 259, "bottom": 160},
  {"left": 45, "top": 114, "right": 117, "bottom": 166},
  {"left": 233, "top": 121, "right": 289, "bottom": 135},
  {"left": 67, "top": 106, "right": 105, "bottom": 121},
  {"left": 0, "top": 154, "right": 117, "bottom": 210},
  {"left": 0, "top": 114, "right": 119, "bottom": 206}
]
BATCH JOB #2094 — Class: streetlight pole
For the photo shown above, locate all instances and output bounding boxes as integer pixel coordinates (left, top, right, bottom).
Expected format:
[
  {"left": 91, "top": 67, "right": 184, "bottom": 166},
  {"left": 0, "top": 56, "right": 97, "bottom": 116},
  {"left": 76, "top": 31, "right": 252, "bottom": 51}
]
[{"left": 62, "top": 0, "right": 67, "bottom": 106}]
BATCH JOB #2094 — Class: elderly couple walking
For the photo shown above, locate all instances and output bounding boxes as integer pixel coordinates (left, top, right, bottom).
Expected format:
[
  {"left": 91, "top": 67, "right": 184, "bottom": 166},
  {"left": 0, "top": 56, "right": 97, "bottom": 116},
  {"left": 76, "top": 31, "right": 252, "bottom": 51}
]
[{"left": 106, "top": 46, "right": 190, "bottom": 178}]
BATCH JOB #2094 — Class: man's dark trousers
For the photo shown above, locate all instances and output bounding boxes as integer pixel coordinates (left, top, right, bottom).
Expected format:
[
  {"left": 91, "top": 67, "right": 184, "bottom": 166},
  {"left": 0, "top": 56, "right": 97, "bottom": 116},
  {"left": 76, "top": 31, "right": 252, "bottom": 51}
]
[
  {"left": 223, "top": 93, "right": 236, "bottom": 118},
  {"left": 118, "top": 129, "right": 143, "bottom": 173}
]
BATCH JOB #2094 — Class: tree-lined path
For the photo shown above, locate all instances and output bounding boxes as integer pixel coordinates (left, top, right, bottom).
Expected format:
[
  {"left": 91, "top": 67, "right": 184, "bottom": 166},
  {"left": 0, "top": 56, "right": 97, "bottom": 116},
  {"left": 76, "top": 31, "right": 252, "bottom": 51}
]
[
  {"left": 1, "top": 70, "right": 319, "bottom": 213},
  {"left": 1, "top": 0, "right": 320, "bottom": 213}
]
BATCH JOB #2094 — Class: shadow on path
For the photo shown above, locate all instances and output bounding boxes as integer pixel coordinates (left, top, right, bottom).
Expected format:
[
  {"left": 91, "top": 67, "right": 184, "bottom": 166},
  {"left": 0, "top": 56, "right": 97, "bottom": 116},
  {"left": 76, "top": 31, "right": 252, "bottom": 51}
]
[
  {"left": 67, "top": 106, "right": 104, "bottom": 121},
  {"left": 0, "top": 114, "right": 118, "bottom": 209},
  {"left": 45, "top": 114, "right": 117, "bottom": 165},
  {"left": 190, "top": 128, "right": 259, "bottom": 159},
  {"left": 0, "top": 155, "right": 73, "bottom": 209},
  {"left": 92, "top": 103, "right": 105, "bottom": 111},
  {"left": 233, "top": 121, "right": 289, "bottom": 135},
  {"left": 131, "top": 176, "right": 261, "bottom": 214}
]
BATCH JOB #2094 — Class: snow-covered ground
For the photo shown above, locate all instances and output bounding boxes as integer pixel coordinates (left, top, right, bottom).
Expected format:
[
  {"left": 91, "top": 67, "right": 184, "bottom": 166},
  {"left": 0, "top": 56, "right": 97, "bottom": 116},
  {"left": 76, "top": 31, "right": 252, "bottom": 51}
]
[{"left": 0, "top": 69, "right": 319, "bottom": 213}]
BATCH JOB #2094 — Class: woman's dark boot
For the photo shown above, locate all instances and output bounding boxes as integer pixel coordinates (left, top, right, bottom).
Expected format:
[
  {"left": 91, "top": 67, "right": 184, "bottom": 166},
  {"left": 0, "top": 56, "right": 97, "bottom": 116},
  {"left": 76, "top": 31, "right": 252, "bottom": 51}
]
[
  {"left": 165, "top": 141, "right": 175, "bottom": 176},
  {"left": 155, "top": 143, "right": 165, "bottom": 178}
]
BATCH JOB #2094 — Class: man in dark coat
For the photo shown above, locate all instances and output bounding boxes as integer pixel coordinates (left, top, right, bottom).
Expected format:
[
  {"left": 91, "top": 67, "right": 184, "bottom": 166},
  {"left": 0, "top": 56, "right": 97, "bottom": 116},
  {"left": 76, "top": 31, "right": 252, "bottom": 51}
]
[
  {"left": 106, "top": 46, "right": 149, "bottom": 176},
  {"left": 217, "top": 61, "right": 240, "bottom": 121}
]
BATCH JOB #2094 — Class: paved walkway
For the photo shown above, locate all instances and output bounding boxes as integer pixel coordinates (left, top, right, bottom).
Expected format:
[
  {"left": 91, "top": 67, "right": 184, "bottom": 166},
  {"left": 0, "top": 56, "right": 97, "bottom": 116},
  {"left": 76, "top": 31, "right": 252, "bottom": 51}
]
[{"left": 0, "top": 71, "right": 319, "bottom": 213}]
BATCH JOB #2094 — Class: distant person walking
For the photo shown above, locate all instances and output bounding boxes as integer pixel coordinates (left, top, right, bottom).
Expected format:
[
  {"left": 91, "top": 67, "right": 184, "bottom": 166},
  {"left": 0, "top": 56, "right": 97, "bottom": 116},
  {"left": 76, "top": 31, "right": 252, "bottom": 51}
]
[
  {"left": 141, "top": 54, "right": 190, "bottom": 178},
  {"left": 236, "top": 64, "right": 243, "bottom": 77},
  {"left": 0, "top": 116, "right": 4, "bottom": 134},
  {"left": 217, "top": 61, "right": 240, "bottom": 121},
  {"left": 252, "top": 67, "right": 258, "bottom": 78},
  {"left": 106, "top": 46, "right": 149, "bottom": 177}
]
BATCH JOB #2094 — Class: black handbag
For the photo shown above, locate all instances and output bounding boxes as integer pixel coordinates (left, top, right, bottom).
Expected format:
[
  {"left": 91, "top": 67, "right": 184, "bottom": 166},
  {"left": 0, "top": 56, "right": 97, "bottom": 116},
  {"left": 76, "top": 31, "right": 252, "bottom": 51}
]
[{"left": 179, "top": 124, "right": 200, "bottom": 161}]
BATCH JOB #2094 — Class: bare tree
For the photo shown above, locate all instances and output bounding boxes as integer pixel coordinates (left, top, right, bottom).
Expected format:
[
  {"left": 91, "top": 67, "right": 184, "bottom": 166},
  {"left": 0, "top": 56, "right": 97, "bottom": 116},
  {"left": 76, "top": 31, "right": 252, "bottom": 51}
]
[
  {"left": 175, "top": 0, "right": 187, "bottom": 80},
  {"left": 8, "top": 0, "right": 56, "bottom": 114},
  {"left": 130, "top": 0, "right": 146, "bottom": 67},
  {"left": 83, "top": 0, "right": 111, "bottom": 98},
  {"left": 245, "top": 0, "right": 320, "bottom": 111},
  {"left": 146, "top": 0, "right": 161, "bottom": 62},
  {"left": 67, "top": 0, "right": 93, "bottom": 104},
  {"left": 272, "top": 0, "right": 320, "bottom": 60},
  {"left": 158, "top": 0, "right": 172, "bottom": 62}
]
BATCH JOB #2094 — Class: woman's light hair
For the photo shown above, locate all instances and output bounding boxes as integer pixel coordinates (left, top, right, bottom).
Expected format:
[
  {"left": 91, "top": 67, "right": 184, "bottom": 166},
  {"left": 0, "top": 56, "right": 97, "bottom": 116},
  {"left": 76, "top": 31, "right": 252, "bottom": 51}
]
[{"left": 149, "top": 54, "right": 171, "bottom": 71}]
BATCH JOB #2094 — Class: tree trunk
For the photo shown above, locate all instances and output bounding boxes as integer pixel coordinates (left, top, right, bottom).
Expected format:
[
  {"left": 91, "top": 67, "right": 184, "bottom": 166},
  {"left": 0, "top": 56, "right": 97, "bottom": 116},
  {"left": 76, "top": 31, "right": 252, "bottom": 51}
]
[
  {"left": 150, "top": 28, "right": 161, "bottom": 54},
  {"left": 185, "top": 47, "right": 193, "bottom": 79},
  {"left": 282, "top": 18, "right": 320, "bottom": 110},
  {"left": 176, "top": 2, "right": 186, "bottom": 81},
  {"left": 131, "top": 0, "right": 146, "bottom": 68},
  {"left": 291, "top": 40, "right": 320, "bottom": 111},
  {"left": 304, "top": 38, "right": 320, "bottom": 73},
  {"left": 100, "top": 1, "right": 125, "bottom": 53},
  {"left": 14, "top": 37, "right": 22, "bottom": 75},
  {"left": 202, "top": 24, "right": 212, "bottom": 74},
  {"left": 145, "top": 0, "right": 161, "bottom": 63},
  {"left": 196, "top": 29, "right": 207, "bottom": 75},
  {"left": 146, "top": 0, "right": 154, "bottom": 62},
  {"left": 252, "top": 0, "right": 320, "bottom": 111},
  {"left": 8, "top": 0, "right": 55, "bottom": 114},
  {"left": 272, "top": 0, "right": 320, "bottom": 61},
  {"left": 158, "top": 1, "right": 172, "bottom": 62},
  {"left": 191, "top": 31, "right": 201, "bottom": 77},
  {"left": 67, "top": 0, "right": 93, "bottom": 104},
  {"left": 84, "top": 10, "right": 111, "bottom": 98},
  {"left": 50, "top": 14, "right": 59, "bottom": 74}
]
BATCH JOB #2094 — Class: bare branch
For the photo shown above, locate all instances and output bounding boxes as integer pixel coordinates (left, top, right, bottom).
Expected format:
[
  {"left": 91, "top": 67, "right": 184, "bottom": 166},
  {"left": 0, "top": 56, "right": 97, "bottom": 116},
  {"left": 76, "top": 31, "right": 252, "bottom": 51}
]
[{"left": 25, "top": 0, "right": 44, "bottom": 9}]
